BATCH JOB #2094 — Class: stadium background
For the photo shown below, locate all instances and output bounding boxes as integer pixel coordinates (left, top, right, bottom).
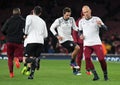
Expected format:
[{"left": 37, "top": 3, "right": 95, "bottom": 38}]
[{"left": 0, "top": 0, "right": 120, "bottom": 60}]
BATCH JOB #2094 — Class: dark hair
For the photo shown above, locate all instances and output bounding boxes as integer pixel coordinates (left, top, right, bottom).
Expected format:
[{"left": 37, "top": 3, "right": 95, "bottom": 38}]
[
  {"left": 63, "top": 7, "right": 71, "bottom": 14},
  {"left": 33, "top": 6, "right": 42, "bottom": 15}
]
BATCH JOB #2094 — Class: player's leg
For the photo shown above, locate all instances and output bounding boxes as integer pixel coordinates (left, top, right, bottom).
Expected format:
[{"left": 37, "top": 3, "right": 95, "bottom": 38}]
[
  {"left": 27, "top": 57, "right": 36, "bottom": 79},
  {"left": 93, "top": 45, "right": 108, "bottom": 81},
  {"left": 84, "top": 46, "right": 99, "bottom": 80},
  {"left": 6, "top": 43, "right": 15, "bottom": 78},
  {"left": 21, "top": 56, "right": 31, "bottom": 76},
  {"left": 35, "top": 57, "right": 40, "bottom": 70},
  {"left": 34, "top": 44, "right": 43, "bottom": 70},
  {"left": 22, "top": 44, "right": 35, "bottom": 77},
  {"left": 76, "top": 44, "right": 83, "bottom": 74},
  {"left": 28, "top": 44, "right": 42, "bottom": 79},
  {"left": 21, "top": 46, "right": 30, "bottom": 75},
  {"left": 71, "top": 44, "right": 80, "bottom": 63},
  {"left": 61, "top": 41, "right": 80, "bottom": 75},
  {"left": 27, "top": 44, "right": 43, "bottom": 79},
  {"left": 14, "top": 43, "right": 24, "bottom": 68},
  {"left": 69, "top": 43, "right": 80, "bottom": 75},
  {"left": 70, "top": 44, "right": 80, "bottom": 75}
]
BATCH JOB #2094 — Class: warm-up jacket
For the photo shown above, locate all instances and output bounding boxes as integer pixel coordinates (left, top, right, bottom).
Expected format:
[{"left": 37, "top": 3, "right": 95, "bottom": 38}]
[{"left": 1, "top": 14, "right": 25, "bottom": 43}]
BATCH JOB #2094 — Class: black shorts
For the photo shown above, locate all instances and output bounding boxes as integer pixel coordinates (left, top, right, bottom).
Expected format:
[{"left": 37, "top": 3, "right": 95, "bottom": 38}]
[
  {"left": 24, "top": 43, "right": 43, "bottom": 57},
  {"left": 61, "top": 41, "right": 77, "bottom": 53}
]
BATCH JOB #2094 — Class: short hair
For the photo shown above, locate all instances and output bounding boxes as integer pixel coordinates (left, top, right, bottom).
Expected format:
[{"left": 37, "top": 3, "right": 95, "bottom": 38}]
[
  {"left": 63, "top": 7, "right": 71, "bottom": 14},
  {"left": 13, "top": 8, "right": 21, "bottom": 15},
  {"left": 33, "top": 6, "right": 42, "bottom": 15}
]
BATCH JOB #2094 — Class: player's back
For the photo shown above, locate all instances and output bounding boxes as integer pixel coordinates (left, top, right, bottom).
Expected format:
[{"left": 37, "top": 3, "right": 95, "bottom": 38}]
[{"left": 25, "top": 15, "right": 47, "bottom": 44}]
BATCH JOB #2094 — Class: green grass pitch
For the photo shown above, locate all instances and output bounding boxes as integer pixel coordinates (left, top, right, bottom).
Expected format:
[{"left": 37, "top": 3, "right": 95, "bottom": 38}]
[{"left": 0, "top": 59, "right": 120, "bottom": 85}]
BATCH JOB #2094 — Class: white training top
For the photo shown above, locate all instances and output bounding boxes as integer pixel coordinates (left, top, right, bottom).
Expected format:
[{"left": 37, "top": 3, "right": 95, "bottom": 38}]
[
  {"left": 24, "top": 15, "right": 48, "bottom": 47},
  {"left": 78, "top": 16, "right": 104, "bottom": 46},
  {"left": 50, "top": 17, "right": 78, "bottom": 43}
]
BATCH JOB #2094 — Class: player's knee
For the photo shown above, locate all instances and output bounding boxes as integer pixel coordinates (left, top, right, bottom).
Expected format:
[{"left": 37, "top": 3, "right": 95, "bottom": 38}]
[
  {"left": 25, "top": 57, "right": 33, "bottom": 63},
  {"left": 99, "top": 58, "right": 105, "bottom": 62},
  {"left": 75, "top": 45, "right": 80, "bottom": 51}
]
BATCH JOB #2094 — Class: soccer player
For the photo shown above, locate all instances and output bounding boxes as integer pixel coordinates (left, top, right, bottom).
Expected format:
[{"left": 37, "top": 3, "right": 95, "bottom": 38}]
[
  {"left": 23, "top": 6, "right": 48, "bottom": 79},
  {"left": 78, "top": 5, "right": 108, "bottom": 81},
  {"left": 50, "top": 7, "right": 80, "bottom": 75},
  {"left": 1, "top": 8, "right": 25, "bottom": 78}
]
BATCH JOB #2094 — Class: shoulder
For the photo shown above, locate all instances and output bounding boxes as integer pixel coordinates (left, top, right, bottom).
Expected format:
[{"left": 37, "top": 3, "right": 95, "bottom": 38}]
[
  {"left": 40, "top": 18, "right": 46, "bottom": 24},
  {"left": 19, "top": 16, "right": 25, "bottom": 21},
  {"left": 57, "top": 17, "right": 63, "bottom": 21},
  {"left": 26, "top": 15, "right": 33, "bottom": 19},
  {"left": 79, "top": 18, "right": 85, "bottom": 23},
  {"left": 92, "top": 16, "right": 101, "bottom": 20},
  {"left": 69, "top": 17, "right": 75, "bottom": 20},
  {"left": 54, "top": 17, "right": 62, "bottom": 23},
  {"left": 5, "top": 16, "right": 14, "bottom": 24}
]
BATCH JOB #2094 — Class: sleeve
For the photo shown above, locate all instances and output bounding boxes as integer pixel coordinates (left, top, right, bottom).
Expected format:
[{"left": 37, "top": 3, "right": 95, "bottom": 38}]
[
  {"left": 75, "top": 18, "right": 81, "bottom": 27},
  {"left": 43, "top": 22, "right": 48, "bottom": 38},
  {"left": 25, "top": 15, "right": 32, "bottom": 35},
  {"left": 72, "top": 30, "right": 78, "bottom": 43},
  {"left": 50, "top": 19, "right": 60, "bottom": 36},
  {"left": 97, "top": 17, "right": 104, "bottom": 25},
  {"left": 1, "top": 19, "right": 9, "bottom": 35},
  {"left": 78, "top": 20, "right": 83, "bottom": 31},
  {"left": 97, "top": 17, "right": 108, "bottom": 31},
  {"left": 21, "top": 18, "right": 25, "bottom": 35},
  {"left": 71, "top": 17, "right": 78, "bottom": 31}
]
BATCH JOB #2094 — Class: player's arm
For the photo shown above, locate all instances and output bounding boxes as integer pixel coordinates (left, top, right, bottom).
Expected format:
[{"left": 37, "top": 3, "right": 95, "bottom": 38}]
[
  {"left": 72, "top": 30, "right": 79, "bottom": 43},
  {"left": 21, "top": 18, "right": 26, "bottom": 39},
  {"left": 96, "top": 18, "right": 108, "bottom": 31},
  {"left": 71, "top": 17, "right": 78, "bottom": 31},
  {"left": 1, "top": 19, "right": 9, "bottom": 35},
  {"left": 50, "top": 19, "right": 63, "bottom": 41},
  {"left": 78, "top": 20, "right": 84, "bottom": 40},
  {"left": 43, "top": 22, "right": 48, "bottom": 38},
  {"left": 99, "top": 24, "right": 108, "bottom": 31},
  {"left": 50, "top": 19, "right": 59, "bottom": 36},
  {"left": 24, "top": 15, "right": 32, "bottom": 37}
]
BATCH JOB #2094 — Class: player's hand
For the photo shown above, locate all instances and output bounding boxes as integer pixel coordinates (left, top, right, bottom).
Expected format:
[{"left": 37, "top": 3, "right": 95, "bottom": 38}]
[
  {"left": 57, "top": 36, "right": 63, "bottom": 41},
  {"left": 96, "top": 20, "right": 102, "bottom": 27}
]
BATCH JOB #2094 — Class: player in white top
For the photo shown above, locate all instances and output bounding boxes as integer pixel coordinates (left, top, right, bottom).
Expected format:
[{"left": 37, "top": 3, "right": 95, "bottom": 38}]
[
  {"left": 50, "top": 7, "right": 80, "bottom": 75},
  {"left": 78, "top": 5, "right": 108, "bottom": 81},
  {"left": 22, "top": 6, "right": 48, "bottom": 79}
]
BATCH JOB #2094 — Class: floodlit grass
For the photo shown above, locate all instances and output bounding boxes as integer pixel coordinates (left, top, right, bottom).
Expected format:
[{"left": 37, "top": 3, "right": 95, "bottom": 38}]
[{"left": 0, "top": 59, "right": 120, "bottom": 85}]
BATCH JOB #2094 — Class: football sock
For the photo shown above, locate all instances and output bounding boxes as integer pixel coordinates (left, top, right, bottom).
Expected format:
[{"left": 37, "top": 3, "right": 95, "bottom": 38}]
[
  {"left": 91, "top": 69, "right": 98, "bottom": 76},
  {"left": 103, "top": 70, "right": 107, "bottom": 75},
  {"left": 91, "top": 69, "right": 99, "bottom": 81},
  {"left": 103, "top": 71, "right": 108, "bottom": 80},
  {"left": 71, "top": 58, "right": 75, "bottom": 63},
  {"left": 24, "top": 63, "right": 27, "bottom": 66},
  {"left": 30, "top": 59, "right": 36, "bottom": 76}
]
